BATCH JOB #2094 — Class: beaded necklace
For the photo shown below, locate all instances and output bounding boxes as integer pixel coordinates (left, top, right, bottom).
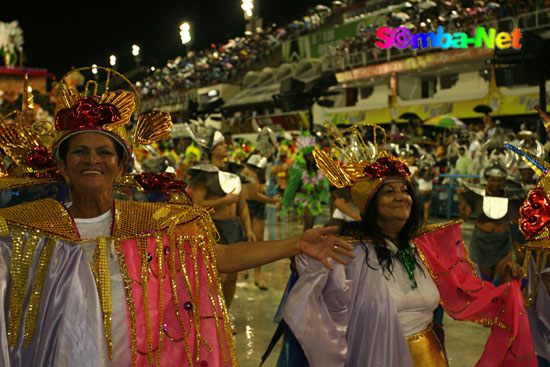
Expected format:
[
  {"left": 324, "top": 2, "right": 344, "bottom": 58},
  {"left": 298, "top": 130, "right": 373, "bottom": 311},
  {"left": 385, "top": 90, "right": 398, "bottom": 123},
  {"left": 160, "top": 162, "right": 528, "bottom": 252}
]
[{"left": 385, "top": 239, "right": 418, "bottom": 289}]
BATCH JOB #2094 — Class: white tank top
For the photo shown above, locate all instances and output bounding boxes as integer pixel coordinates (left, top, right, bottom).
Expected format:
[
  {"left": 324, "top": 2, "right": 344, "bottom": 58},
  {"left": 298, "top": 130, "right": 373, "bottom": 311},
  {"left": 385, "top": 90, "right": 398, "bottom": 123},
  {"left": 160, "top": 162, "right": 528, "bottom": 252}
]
[
  {"left": 73, "top": 209, "right": 132, "bottom": 366},
  {"left": 383, "top": 241, "right": 440, "bottom": 337}
]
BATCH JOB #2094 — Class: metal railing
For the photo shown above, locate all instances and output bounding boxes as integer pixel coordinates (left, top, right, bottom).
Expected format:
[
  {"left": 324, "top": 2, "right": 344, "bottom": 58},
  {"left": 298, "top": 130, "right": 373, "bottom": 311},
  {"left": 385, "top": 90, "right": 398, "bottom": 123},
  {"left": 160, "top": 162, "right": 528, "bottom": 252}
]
[
  {"left": 430, "top": 174, "right": 480, "bottom": 219},
  {"left": 518, "top": 7, "right": 550, "bottom": 30},
  {"left": 342, "top": 0, "right": 406, "bottom": 23}
]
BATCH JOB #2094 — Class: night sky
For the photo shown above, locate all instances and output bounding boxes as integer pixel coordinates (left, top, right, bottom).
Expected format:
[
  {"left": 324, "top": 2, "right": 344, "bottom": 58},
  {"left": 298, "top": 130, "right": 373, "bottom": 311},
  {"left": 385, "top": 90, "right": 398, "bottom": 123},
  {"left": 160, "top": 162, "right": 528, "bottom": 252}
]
[{"left": 2, "top": 0, "right": 327, "bottom": 79}]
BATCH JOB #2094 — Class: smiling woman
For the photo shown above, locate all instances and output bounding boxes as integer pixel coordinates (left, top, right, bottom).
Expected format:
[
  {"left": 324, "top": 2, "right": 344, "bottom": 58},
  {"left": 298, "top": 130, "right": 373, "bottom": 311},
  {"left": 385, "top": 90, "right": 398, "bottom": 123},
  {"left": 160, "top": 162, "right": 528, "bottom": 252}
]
[
  {"left": 280, "top": 121, "right": 536, "bottom": 367},
  {"left": 374, "top": 179, "right": 413, "bottom": 231},
  {"left": 57, "top": 132, "right": 125, "bottom": 218},
  {"left": 0, "top": 67, "right": 353, "bottom": 367}
]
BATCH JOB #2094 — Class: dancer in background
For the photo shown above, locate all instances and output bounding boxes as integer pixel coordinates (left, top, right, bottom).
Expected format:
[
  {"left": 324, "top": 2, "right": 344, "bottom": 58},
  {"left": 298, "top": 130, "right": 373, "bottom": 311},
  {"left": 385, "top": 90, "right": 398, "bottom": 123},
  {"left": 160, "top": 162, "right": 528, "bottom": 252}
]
[
  {"left": 243, "top": 127, "right": 281, "bottom": 290},
  {"left": 281, "top": 133, "right": 329, "bottom": 231},
  {"left": 415, "top": 161, "right": 435, "bottom": 223},
  {"left": 188, "top": 126, "right": 255, "bottom": 309},
  {"left": 272, "top": 145, "right": 291, "bottom": 221},
  {"left": 458, "top": 159, "right": 524, "bottom": 281},
  {"left": 325, "top": 186, "right": 361, "bottom": 230}
]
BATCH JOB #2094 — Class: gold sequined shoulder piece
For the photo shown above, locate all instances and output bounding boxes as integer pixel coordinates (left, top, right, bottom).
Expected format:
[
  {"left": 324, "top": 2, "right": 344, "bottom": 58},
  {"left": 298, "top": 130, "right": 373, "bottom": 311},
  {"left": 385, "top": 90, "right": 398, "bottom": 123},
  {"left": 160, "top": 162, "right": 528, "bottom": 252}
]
[
  {"left": 112, "top": 199, "right": 210, "bottom": 238},
  {"left": 0, "top": 198, "right": 78, "bottom": 239},
  {"left": 0, "top": 177, "right": 63, "bottom": 191},
  {"left": 413, "top": 220, "right": 463, "bottom": 239}
]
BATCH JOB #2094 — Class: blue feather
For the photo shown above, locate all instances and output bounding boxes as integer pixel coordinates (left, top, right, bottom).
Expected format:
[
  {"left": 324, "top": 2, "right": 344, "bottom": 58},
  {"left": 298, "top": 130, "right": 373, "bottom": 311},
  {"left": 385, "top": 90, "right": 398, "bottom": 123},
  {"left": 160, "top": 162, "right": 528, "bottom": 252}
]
[{"left": 504, "top": 143, "right": 547, "bottom": 173}]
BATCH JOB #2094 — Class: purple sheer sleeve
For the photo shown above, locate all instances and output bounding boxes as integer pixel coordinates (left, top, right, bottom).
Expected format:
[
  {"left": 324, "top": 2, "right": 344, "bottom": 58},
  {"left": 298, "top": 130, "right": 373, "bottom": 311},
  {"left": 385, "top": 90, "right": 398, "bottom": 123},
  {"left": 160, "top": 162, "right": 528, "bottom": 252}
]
[
  {"left": 283, "top": 244, "right": 415, "bottom": 367},
  {"left": 283, "top": 255, "right": 350, "bottom": 367}
]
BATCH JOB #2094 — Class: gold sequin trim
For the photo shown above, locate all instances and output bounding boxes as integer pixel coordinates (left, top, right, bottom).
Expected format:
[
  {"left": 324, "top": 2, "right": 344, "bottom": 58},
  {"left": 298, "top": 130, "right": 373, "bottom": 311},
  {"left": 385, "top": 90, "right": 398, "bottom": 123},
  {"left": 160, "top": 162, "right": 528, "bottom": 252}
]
[
  {"left": 198, "top": 236, "right": 233, "bottom": 363},
  {"left": 523, "top": 251, "right": 547, "bottom": 307},
  {"left": 139, "top": 237, "right": 154, "bottom": 364},
  {"left": 0, "top": 216, "right": 9, "bottom": 236},
  {"left": 192, "top": 237, "right": 201, "bottom": 363},
  {"left": 24, "top": 236, "right": 55, "bottom": 348},
  {"left": 406, "top": 321, "right": 434, "bottom": 342},
  {"left": 413, "top": 220, "right": 463, "bottom": 239},
  {"left": 93, "top": 237, "right": 113, "bottom": 360},
  {"left": 2, "top": 198, "right": 237, "bottom": 365},
  {"left": 114, "top": 239, "right": 138, "bottom": 367},
  {"left": 8, "top": 230, "right": 33, "bottom": 347},
  {"left": 168, "top": 236, "right": 194, "bottom": 366},
  {"left": 195, "top": 215, "right": 237, "bottom": 364},
  {"left": 155, "top": 234, "right": 164, "bottom": 367},
  {"left": 0, "top": 199, "right": 78, "bottom": 240}
]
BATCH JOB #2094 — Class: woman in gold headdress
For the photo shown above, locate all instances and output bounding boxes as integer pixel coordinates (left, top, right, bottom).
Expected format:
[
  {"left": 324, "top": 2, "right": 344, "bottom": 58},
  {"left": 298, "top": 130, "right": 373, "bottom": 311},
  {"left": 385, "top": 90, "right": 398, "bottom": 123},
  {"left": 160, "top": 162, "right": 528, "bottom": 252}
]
[
  {"left": 0, "top": 67, "right": 353, "bottom": 367},
  {"left": 281, "top": 122, "right": 536, "bottom": 367}
]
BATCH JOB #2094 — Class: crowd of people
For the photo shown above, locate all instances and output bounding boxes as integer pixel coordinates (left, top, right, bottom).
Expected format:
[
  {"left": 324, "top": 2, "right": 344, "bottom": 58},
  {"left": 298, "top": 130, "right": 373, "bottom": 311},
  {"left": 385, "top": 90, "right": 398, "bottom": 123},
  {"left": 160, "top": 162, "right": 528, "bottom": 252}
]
[
  {"left": 327, "top": 0, "right": 548, "bottom": 62},
  {"left": 137, "top": 3, "right": 339, "bottom": 102},
  {"left": 1, "top": 62, "right": 550, "bottom": 366},
  {"left": 2, "top": 0, "right": 550, "bottom": 365},
  {"left": 132, "top": 107, "right": 550, "bottom": 365}
]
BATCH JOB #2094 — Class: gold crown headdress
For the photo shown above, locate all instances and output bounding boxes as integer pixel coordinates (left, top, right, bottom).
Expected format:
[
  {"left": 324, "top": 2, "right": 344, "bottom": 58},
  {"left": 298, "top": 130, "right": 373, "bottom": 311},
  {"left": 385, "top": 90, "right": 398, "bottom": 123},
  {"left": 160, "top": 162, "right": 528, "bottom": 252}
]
[
  {"left": 313, "top": 121, "right": 411, "bottom": 212},
  {"left": 0, "top": 74, "right": 59, "bottom": 183},
  {"left": 505, "top": 105, "right": 550, "bottom": 305},
  {"left": 53, "top": 66, "right": 172, "bottom": 165},
  {"left": 0, "top": 67, "right": 183, "bottom": 197}
]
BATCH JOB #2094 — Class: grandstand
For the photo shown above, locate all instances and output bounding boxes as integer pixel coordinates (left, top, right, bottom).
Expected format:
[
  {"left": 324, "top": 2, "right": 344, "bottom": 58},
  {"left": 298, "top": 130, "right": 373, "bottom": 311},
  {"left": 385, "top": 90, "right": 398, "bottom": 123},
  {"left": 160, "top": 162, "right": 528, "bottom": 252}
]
[{"left": 137, "top": 0, "right": 550, "bottom": 133}]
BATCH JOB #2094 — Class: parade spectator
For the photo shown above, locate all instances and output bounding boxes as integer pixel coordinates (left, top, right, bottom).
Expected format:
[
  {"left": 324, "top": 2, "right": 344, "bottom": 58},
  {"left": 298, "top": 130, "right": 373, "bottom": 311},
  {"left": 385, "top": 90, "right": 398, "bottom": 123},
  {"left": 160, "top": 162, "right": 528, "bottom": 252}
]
[{"left": 455, "top": 145, "right": 473, "bottom": 175}]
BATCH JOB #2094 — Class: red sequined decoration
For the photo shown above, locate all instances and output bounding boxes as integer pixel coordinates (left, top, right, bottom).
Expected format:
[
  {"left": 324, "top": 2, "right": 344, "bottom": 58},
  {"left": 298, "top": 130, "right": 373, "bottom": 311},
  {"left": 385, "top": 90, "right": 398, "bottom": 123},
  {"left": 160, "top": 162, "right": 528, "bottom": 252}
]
[
  {"left": 55, "top": 97, "right": 121, "bottom": 131},
  {"left": 520, "top": 187, "right": 550, "bottom": 239},
  {"left": 25, "top": 169, "right": 61, "bottom": 178},
  {"left": 134, "top": 172, "right": 187, "bottom": 191},
  {"left": 363, "top": 157, "right": 410, "bottom": 178},
  {"left": 26, "top": 146, "right": 56, "bottom": 170}
]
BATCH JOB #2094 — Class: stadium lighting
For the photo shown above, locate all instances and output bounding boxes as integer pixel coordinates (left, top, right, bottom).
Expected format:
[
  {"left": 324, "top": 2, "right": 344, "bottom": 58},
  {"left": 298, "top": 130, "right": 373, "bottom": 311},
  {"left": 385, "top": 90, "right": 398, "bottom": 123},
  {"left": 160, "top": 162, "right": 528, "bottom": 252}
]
[
  {"left": 109, "top": 55, "right": 116, "bottom": 67},
  {"left": 180, "top": 22, "right": 191, "bottom": 45},
  {"left": 131, "top": 44, "right": 142, "bottom": 67},
  {"left": 241, "top": 0, "right": 254, "bottom": 18}
]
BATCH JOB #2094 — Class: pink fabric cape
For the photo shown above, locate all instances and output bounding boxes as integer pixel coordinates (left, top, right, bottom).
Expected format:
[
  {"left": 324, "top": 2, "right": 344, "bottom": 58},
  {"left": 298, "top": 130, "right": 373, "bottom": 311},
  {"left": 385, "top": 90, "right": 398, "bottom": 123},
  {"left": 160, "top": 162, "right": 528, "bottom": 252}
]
[
  {"left": 414, "top": 222, "right": 536, "bottom": 366},
  {"left": 119, "top": 226, "right": 235, "bottom": 366}
]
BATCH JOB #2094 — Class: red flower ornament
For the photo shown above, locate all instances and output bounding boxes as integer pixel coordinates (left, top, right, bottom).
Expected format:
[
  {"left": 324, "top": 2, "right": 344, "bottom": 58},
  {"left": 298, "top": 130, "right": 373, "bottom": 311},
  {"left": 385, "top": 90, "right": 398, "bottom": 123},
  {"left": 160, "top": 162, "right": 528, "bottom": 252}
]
[
  {"left": 363, "top": 157, "right": 410, "bottom": 178},
  {"left": 26, "top": 146, "right": 56, "bottom": 170},
  {"left": 134, "top": 172, "right": 187, "bottom": 192},
  {"left": 25, "top": 169, "right": 61, "bottom": 179},
  {"left": 55, "top": 97, "right": 121, "bottom": 131},
  {"left": 520, "top": 187, "right": 550, "bottom": 240}
]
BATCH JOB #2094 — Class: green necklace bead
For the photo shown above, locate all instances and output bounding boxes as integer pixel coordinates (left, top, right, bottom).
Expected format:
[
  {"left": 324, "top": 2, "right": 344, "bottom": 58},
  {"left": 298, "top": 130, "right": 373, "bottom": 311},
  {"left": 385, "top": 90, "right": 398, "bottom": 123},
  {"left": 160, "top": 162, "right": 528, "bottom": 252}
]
[{"left": 397, "top": 247, "right": 418, "bottom": 289}]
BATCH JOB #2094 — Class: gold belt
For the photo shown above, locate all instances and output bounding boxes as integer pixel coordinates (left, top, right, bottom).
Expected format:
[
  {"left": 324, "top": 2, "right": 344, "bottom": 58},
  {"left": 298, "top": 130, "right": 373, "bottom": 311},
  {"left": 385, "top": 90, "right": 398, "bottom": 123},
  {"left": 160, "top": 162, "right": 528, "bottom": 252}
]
[{"left": 406, "top": 322, "right": 449, "bottom": 367}]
